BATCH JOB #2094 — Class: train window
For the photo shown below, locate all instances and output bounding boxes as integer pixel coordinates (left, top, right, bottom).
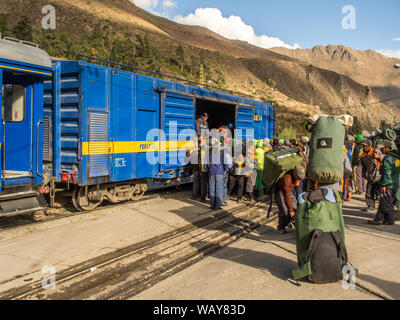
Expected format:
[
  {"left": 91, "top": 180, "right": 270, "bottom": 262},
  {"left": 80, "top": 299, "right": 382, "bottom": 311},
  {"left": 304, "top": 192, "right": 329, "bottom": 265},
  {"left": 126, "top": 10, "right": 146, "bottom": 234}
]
[{"left": 2, "top": 84, "right": 25, "bottom": 122}]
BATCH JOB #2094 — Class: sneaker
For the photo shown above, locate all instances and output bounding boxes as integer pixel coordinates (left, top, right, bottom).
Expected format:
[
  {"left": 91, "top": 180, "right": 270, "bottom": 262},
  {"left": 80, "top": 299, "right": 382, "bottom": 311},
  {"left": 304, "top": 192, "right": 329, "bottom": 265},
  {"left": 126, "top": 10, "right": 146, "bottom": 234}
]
[
  {"left": 368, "top": 220, "right": 383, "bottom": 225},
  {"left": 287, "top": 223, "right": 294, "bottom": 229}
]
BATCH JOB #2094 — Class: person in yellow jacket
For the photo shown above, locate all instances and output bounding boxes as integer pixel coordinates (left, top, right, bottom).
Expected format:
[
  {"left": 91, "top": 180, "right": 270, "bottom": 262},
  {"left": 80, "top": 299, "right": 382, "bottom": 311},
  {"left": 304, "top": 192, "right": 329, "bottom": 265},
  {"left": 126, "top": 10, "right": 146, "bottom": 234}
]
[{"left": 255, "top": 140, "right": 265, "bottom": 197}]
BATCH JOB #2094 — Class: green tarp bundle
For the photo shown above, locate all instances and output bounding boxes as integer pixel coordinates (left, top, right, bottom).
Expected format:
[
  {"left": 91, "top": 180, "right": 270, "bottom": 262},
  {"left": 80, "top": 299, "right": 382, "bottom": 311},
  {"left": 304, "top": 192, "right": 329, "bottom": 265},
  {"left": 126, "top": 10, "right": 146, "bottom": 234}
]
[
  {"left": 262, "top": 148, "right": 303, "bottom": 189},
  {"left": 307, "top": 116, "right": 345, "bottom": 184}
]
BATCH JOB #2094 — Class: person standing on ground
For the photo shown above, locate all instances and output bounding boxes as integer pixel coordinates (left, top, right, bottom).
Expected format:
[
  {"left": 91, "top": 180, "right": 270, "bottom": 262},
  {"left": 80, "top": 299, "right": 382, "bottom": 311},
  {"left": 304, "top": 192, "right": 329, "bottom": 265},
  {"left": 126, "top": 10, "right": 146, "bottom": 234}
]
[
  {"left": 199, "top": 140, "right": 209, "bottom": 202},
  {"left": 207, "top": 138, "right": 229, "bottom": 210},
  {"left": 244, "top": 144, "right": 258, "bottom": 204},
  {"left": 228, "top": 152, "right": 246, "bottom": 203},
  {"left": 360, "top": 138, "right": 382, "bottom": 212},
  {"left": 186, "top": 147, "right": 200, "bottom": 200},
  {"left": 255, "top": 140, "right": 265, "bottom": 198},
  {"left": 368, "top": 140, "right": 398, "bottom": 225},
  {"left": 275, "top": 165, "right": 306, "bottom": 234},
  {"left": 352, "top": 135, "right": 366, "bottom": 194},
  {"left": 342, "top": 145, "right": 354, "bottom": 201},
  {"left": 221, "top": 142, "right": 233, "bottom": 206}
]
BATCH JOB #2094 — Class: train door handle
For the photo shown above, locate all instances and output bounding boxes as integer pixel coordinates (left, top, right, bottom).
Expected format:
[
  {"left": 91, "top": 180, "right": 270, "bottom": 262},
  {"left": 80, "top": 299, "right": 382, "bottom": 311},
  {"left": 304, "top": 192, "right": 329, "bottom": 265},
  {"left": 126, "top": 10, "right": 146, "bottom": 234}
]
[{"left": 36, "top": 120, "right": 43, "bottom": 177}]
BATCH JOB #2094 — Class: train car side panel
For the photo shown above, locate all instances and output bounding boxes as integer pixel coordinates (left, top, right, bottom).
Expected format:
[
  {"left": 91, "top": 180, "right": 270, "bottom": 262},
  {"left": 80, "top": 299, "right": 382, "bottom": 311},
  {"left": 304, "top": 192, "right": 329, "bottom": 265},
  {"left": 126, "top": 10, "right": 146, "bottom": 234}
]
[
  {"left": 134, "top": 75, "right": 159, "bottom": 179},
  {"left": 110, "top": 70, "right": 135, "bottom": 182}
]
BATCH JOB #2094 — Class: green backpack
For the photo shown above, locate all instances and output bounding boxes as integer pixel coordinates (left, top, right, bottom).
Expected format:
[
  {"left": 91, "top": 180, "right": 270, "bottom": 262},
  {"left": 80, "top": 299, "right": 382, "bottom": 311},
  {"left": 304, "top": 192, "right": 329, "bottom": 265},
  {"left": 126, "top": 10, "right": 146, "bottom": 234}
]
[
  {"left": 307, "top": 116, "right": 345, "bottom": 183},
  {"left": 293, "top": 188, "right": 348, "bottom": 283},
  {"left": 262, "top": 148, "right": 303, "bottom": 189}
]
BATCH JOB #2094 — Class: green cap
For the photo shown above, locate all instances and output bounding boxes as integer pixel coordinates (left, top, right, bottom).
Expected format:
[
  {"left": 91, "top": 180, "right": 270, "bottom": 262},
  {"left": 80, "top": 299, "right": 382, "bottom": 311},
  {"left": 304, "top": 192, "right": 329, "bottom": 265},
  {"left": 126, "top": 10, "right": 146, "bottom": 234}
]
[{"left": 354, "top": 134, "right": 364, "bottom": 142}]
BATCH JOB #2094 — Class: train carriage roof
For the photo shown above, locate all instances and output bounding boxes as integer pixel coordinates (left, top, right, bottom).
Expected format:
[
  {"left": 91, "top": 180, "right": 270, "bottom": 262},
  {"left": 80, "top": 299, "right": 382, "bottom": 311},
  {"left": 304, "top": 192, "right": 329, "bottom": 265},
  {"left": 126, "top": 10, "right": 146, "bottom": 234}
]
[{"left": 0, "top": 38, "right": 52, "bottom": 69}]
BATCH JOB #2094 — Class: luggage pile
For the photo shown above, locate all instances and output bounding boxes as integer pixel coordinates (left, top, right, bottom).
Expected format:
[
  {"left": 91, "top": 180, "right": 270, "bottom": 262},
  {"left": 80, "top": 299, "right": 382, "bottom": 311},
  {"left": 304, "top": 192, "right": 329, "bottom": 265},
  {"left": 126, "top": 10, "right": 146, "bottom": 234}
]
[{"left": 293, "top": 115, "right": 350, "bottom": 284}]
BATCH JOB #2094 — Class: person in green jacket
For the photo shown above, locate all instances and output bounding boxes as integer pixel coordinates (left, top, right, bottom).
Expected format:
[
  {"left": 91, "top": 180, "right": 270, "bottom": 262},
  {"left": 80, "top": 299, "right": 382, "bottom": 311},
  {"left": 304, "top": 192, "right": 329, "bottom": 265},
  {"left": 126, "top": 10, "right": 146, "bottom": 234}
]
[
  {"left": 368, "top": 140, "right": 399, "bottom": 225},
  {"left": 255, "top": 140, "right": 265, "bottom": 197}
]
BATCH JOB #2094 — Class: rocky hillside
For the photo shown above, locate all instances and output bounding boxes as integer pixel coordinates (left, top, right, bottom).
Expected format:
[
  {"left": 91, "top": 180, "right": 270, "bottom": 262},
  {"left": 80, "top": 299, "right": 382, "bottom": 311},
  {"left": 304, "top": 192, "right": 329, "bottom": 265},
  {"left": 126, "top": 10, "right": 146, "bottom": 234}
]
[
  {"left": 271, "top": 45, "right": 400, "bottom": 108},
  {"left": 2, "top": 0, "right": 400, "bottom": 132}
]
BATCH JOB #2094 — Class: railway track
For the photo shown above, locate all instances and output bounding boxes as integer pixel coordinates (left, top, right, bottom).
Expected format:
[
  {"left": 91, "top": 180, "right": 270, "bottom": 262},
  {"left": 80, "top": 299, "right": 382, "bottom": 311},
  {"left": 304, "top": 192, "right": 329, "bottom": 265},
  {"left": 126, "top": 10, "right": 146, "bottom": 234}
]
[
  {"left": 0, "top": 200, "right": 276, "bottom": 300},
  {"left": 0, "top": 186, "right": 187, "bottom": 234}
]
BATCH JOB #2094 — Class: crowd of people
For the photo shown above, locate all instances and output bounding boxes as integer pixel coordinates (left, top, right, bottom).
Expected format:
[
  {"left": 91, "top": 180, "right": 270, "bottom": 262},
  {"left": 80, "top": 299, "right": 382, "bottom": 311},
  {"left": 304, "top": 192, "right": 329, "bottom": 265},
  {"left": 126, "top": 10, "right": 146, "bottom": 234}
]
[{"left": 188, "top": 114, "right": 399, "bottom": 234}]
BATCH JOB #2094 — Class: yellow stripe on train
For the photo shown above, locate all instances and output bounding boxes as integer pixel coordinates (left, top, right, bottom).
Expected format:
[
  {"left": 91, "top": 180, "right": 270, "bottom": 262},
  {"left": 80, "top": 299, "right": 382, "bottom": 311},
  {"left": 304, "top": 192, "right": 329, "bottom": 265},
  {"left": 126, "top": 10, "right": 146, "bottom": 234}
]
[{"left": 82, "top": 141, "right": 197, "bottom": 155}]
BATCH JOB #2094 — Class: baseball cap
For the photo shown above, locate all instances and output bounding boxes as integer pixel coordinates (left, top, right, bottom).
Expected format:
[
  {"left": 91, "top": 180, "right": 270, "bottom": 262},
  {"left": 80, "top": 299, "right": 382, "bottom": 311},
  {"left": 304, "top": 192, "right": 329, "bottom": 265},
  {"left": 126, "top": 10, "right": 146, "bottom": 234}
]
[
  {"left": 354, "top": 134, "right": 364, "bottom": 142},
  {"left": 295, "top": 165, "right": 306, "bottom": 180},
  {"left": 362, "top": 139, "right": 372, "bottom": 146},
  {"left": 202, "top": 113, "right": 209, "bottom": 118},
  {"left": 377, "top": 139, "right": 393, "bottom": 149}
]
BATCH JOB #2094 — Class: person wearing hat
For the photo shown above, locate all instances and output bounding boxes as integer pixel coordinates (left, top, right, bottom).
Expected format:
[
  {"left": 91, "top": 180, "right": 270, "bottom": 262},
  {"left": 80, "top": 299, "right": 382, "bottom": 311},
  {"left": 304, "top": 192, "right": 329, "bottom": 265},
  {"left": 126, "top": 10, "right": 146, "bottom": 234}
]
[
  {"left": 368, "top": 140, "right": 399, "bottom": 225},
  {"left": 255, "top": 140, "right": 265, "bottom": 197},
  {"left": 263, "top": 138, "right": 271, "bottom": 153},
  {"left": 196, "top": 113, "right": 209, "bottom": 140},
  {"left": 360, "top": 138, "right": 383, "bottom": 212},
  {"left": 352, "top": 134, "right": 366, "bottom": 194},
  {"left": 207, "top": 138, "right": 229, "bottom": 210},
  {"left": 274, "top": 165, "right": 306, "bottom": 234}
]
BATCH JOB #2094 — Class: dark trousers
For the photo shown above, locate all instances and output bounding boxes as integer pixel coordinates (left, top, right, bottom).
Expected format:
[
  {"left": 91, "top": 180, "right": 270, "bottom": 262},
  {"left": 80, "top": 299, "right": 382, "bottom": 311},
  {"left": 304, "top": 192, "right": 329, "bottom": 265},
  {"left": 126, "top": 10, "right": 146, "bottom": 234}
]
[
  {"left": 274, "top": 190, "right": 297, "bottom": 230},
  {"left": 355, "top": 165, "right": 367, "bottom": 194},
  {"left": 199, "top": 172, "right": 209, "bottom": 201},
  {"left": 192, "top": 171, "right": 200, "bottom": 198},
  {"left": 366, "top": 182, "right": 380, "bottom": 209},
  {"left": 375, "top": 188, "right": 396, "bottom": 224},
  {"left": 228, "top": 175, "right": 245, "bottom": 199}
]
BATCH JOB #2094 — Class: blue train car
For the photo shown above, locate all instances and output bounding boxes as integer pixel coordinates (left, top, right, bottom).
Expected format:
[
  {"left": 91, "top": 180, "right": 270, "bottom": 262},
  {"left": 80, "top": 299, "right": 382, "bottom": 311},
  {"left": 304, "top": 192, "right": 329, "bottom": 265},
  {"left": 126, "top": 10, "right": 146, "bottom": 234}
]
[
  {"left": 43, "top": 58, "right": 275, "bottom": 211},
  {"left": 0, "top": 38, "right": 52, "bottom": 216}
]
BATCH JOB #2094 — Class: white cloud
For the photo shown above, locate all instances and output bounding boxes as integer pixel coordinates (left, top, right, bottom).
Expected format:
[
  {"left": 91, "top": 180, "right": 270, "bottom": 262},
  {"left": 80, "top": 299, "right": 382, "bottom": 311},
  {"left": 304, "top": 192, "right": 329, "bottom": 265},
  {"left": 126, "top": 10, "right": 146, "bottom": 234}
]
[
  {"left": 393, "top": 37, "right": 400, "bottom": 41},
  {"left": 132, "top": 0, "right": 159, "bottom": 11},
  {"left": 378, "top": 49, "right": 400, "bottom": 59},
  {"left": 174, "top": 8, "right": 300, "bottom": 50},
  {"left": 163, "top": 0, "right": 177, "bottom": 9},
  {"left": 131, "top": 0, "right": 177, "bottom": 17}
]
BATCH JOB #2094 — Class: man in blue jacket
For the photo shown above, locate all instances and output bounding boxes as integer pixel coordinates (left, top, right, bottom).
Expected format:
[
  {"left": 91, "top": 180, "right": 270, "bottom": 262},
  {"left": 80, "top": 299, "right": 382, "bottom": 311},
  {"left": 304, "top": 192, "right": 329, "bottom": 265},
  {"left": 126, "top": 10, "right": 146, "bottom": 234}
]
[{"left": 207, "top": 138, "right": 230, "bottom": 210}]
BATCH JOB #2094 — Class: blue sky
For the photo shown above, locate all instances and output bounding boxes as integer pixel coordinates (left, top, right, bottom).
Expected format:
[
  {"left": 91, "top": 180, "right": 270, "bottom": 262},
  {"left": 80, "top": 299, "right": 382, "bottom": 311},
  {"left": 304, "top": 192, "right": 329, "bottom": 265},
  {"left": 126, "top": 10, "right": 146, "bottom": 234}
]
[{"left": 134, "top": 0, "right": 400, "bottom": 57}]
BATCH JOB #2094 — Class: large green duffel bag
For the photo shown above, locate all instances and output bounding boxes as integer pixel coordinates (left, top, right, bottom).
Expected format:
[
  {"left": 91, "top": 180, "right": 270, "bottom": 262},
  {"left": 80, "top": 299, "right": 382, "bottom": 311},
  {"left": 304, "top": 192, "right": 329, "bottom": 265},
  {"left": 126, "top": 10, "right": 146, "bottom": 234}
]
[
  {"left": 307, "top": 116, "right": 345, "bottom": 183},
  {"left": 262, "top": 148, "right": 303, "bottom": 189},
  {"left": 292, "top": 188, "right": 348, "bottom": 283}
]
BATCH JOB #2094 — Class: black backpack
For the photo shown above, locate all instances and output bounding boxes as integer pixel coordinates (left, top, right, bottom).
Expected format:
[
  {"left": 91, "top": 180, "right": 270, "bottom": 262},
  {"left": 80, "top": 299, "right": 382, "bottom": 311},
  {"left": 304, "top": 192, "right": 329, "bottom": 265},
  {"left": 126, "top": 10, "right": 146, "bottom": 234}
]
[{"left": 304, "top": 229, "right": 348, "bottom": 284}]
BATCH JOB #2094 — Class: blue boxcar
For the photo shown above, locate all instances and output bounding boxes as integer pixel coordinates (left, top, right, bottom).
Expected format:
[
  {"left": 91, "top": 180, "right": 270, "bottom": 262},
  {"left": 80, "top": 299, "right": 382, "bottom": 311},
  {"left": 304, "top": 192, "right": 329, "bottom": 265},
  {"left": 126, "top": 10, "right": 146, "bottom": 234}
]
[
  {"left": 0, "top": 37, "right": 274, "bottom": 215},
  {"left": 43, "top": 60, "right": 274, "bottom": 209},
  {"left": 42, "top": 59, "right": 274, "bottom": 210}
]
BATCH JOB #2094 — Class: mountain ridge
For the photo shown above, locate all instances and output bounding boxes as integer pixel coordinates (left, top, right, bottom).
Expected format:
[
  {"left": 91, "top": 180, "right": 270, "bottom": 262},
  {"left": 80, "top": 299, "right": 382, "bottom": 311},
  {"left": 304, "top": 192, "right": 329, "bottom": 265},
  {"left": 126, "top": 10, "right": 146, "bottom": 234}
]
[{"left": 2, "top": 0, "right": 400, "bottom": 131}]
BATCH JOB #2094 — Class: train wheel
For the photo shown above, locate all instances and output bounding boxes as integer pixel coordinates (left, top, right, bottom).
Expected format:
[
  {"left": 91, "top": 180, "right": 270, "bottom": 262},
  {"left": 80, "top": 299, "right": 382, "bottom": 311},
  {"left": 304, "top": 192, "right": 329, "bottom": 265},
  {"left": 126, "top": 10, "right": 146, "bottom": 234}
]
[
  {"left": 72, "top": 186, "right": 83, "bottom": 212},
  {"left": 130, "top": 184, "right": 146, "bottom": 201},
  {"left": 74, "top": 186, "right": 103, "bottom": 211}
]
